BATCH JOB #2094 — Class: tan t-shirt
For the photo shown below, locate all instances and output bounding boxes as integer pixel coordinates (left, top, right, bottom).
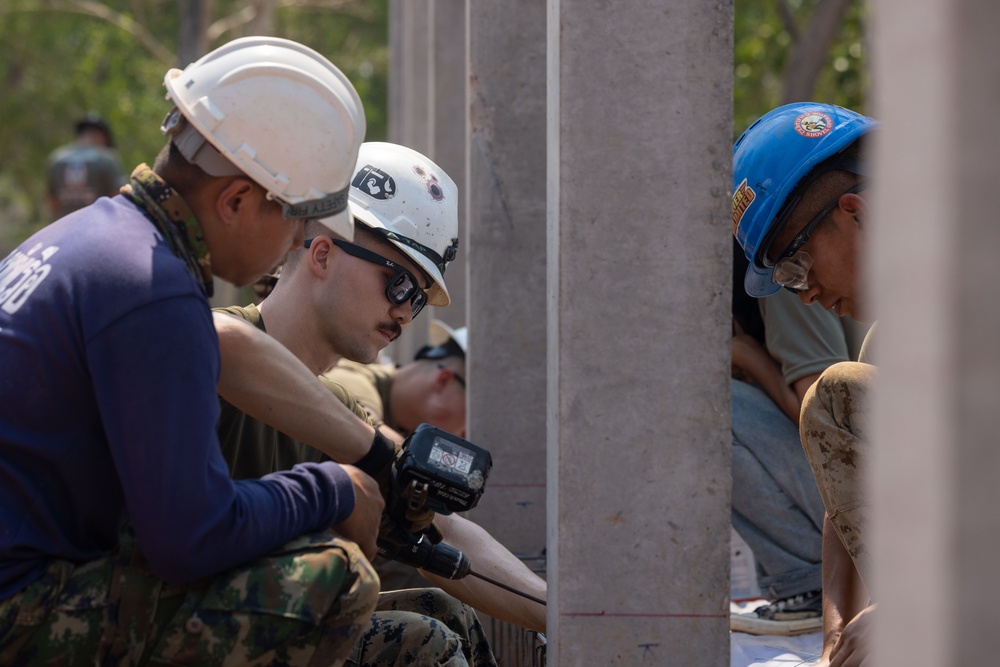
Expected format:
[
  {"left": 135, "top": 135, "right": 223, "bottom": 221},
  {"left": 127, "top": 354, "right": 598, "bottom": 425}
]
[
  {"left": 212, "top": 304, "right": 374, "bottom": 479},
  {"left": 760, "top": 287, "right": 871, "bottom": 385},
  {"left": 322, "top": 359, "right": 396, "bottom": 432}
]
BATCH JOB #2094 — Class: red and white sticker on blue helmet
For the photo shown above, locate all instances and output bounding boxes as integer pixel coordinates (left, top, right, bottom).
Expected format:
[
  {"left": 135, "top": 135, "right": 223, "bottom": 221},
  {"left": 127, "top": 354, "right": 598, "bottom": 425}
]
[
  {"left": 794, "top": 111, "right": 834, "bottom": 138},
  {"left": 732, "top": 178, "right": 756, "bottom": 235}
]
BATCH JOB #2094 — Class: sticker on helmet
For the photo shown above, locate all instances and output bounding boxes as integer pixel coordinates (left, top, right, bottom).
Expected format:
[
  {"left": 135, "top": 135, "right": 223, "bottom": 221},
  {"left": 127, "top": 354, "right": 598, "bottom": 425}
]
[
  {"left": 732, "top": 178, "right": 756, "bottom": 234},
  {"left": 352, "top": 165, "right": 396, "bottom": 200},
  {"left": 794, "top": 111, "right": 834, "bottom": 138},
  {"left": 412, "top": 164, "right": 445, "bottom": 202}
]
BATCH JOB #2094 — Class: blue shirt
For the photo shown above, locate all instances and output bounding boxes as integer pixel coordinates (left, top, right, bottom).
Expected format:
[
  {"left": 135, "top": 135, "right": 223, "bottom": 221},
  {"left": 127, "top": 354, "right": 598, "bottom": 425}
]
[{"left": 0, "top": 195, "right": 354, "bottom": 598}]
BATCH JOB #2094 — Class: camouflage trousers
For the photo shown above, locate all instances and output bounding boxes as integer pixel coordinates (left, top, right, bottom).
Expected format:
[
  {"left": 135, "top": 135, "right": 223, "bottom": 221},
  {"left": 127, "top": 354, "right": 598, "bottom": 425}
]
[
  {"left": 350, "top": 588, "right": 497, "bottom": 667},
  {"left": 0, "top": 527, "right": 379, "bottom": 666},
  {"left": 800, "top": 361, "right": 875, "bottom": 588},
  {"left": 372, "top": 556, "right": 430, "bottom": 593}
]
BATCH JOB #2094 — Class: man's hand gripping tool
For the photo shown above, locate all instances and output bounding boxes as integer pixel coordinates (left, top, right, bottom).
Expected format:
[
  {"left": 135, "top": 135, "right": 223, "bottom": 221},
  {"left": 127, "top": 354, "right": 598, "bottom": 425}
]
[{"left": 376, "top": 424, "right": 492, "bottom": 580}]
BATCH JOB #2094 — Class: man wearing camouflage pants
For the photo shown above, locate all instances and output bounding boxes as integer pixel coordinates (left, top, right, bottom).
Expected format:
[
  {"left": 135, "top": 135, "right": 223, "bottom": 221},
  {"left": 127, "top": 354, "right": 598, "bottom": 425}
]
[{"left": 0, "top": 37, "right": 386, "bottom": 665}]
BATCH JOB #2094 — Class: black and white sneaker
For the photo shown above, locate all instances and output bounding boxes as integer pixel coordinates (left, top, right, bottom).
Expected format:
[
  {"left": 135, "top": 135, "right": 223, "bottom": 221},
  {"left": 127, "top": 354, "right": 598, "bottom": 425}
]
[{"left": 730, "top": 590, "right": 823, "bottom": 636}]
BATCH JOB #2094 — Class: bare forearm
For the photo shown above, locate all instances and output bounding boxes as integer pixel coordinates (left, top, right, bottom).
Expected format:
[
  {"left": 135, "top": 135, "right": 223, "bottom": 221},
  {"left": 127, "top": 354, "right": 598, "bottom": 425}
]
[
  {"left": 422, "top": 513, "right": 546, "bottom": 632},
  {"left": 756, "top": 368, "right": 800, "bottom": 425},
  {"left": 793, "top": 372, "right": 822, "bottom": 407},
  {"left": 732, "top": 335, "right": 800, "bottom": 423},
  {"left": 820, "top": 514, "right": 869, "bottom": 663},
  {"left": 214, "top": 312, "right": 375, "bottom": 461}
]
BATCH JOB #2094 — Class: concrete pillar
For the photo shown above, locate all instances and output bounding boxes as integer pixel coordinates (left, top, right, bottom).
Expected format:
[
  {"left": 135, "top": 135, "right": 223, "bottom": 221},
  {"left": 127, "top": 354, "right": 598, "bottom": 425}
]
[
  {"left": 466, "top": 0, "right": 548, "bottom": 561},
  {"left": 427, "top": 0, "right": 468, "bottom": 333},
  {"left": 387, "top": 0, "right": 405, "bottom": 145},
  {"left": 387, "top": 0, "right": 432, "bottom": 363},
  {"left": 871, "top": 0, "right": 1000, "bottom": 664},
  {"left": 390, "top": 0, "right": 432, "bottom": 156},
  {"left": 547, "top": 1, "right": 732, "bottom": 664}
]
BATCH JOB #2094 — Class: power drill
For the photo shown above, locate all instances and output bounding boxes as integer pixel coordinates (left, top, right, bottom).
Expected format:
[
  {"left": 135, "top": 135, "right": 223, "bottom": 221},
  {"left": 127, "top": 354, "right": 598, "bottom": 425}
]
[{"left": 377, "top": 424, "right": 493, "bottom": 580}]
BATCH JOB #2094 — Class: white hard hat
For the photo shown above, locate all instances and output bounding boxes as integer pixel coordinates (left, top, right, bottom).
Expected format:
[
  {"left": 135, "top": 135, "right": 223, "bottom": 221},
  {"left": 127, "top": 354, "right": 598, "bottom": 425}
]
[
  {"left": 348, "top": 142, "right": 459, "bottom": 306},
  {"left": 428, "top": 319, "right": 467, "bottom": 356},
  {"left": 161, "top": 36, "right": 365, "bottom": 240}
]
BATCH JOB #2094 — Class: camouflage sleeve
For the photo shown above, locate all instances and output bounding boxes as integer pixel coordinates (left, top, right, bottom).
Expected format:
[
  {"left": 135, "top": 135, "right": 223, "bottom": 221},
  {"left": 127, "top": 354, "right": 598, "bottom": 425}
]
[{"left": 318, "top": 375, "right": 382, "bottom": 428}]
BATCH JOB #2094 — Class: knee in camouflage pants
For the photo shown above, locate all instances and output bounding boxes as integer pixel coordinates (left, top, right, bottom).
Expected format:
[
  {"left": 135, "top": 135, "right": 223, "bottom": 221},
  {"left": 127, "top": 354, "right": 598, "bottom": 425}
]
[
  {"left": 348, "top": 588, "right": 497, "bottom": 667},
  {"left": 0, "top": 527, "right": 379, "bottom": 666},
  {"left": 800, "top": 360, "right": 876, "bottom": 587}
]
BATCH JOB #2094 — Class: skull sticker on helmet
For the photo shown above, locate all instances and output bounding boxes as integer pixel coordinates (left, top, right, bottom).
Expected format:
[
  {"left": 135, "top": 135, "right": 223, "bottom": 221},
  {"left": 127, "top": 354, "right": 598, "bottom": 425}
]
[{"left": 352, "top": 165, "right": 396, "bottom": 200}]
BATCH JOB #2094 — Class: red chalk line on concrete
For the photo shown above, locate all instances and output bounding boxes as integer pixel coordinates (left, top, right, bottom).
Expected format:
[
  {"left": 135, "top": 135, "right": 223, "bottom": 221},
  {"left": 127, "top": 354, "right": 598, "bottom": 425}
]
[{"left": 561, "top": 611, "right": 727, "bottom": 619}]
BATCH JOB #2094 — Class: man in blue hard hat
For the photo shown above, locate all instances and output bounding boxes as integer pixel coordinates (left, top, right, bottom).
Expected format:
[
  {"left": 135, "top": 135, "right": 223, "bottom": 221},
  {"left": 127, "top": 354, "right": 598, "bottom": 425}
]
[{"left": 732, "top": 102, "right": 877, "bottom": 667}]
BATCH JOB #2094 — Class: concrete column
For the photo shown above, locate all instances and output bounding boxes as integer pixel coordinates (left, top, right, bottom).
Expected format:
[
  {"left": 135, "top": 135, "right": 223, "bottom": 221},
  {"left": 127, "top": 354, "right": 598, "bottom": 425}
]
[
  {"left": 387, "top": 0, "right": 433, "bottom": 363},
  {"left": 466, "top": 0, "right": 549, "bottom": 562},
  {"left": 427, "top": 0, "right": 468, "bottom": 333},
  {"left": 547, "top": 1, "right": 732, "bottom": 664},
  {"left": 387, "top": 0, "right": 405, "bottom": 145},
  {"left": 871, "top": 0, "right": 1000, "bottom": 664},
  {"left": 390, "top": 0, "right": 432, "bottom": 155}
]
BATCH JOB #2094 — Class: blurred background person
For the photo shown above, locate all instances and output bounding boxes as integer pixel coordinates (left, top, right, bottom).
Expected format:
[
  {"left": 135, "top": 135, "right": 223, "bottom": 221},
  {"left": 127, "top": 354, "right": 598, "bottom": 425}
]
[
  {"left": 45, "top": 113, "right": 125, "bottom": 221},
  {"left": 325, "top": 319, "right": 468, "bottom": 441}
]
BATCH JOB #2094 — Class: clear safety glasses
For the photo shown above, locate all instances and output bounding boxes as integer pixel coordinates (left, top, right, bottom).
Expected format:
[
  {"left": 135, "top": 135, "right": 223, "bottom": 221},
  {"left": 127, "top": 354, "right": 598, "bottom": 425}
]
[
  {"left": 768, "top": 181, "right": 865, "bottom": 293},
  {"left": 305, "top": 237, "right": 429, "bottom": 318},
  {"left": 772, "top": 251, "right": 814, "bottom": 292}
]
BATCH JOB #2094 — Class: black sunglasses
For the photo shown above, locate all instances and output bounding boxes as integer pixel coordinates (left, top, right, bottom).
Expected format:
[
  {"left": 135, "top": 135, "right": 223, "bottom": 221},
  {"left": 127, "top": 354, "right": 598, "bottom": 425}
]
[
  {"left": 304, "top": 237, "right": 429, "bottom": 318},
  {"left": 437, "top": 364, "right": 466, "bottom": 389}
]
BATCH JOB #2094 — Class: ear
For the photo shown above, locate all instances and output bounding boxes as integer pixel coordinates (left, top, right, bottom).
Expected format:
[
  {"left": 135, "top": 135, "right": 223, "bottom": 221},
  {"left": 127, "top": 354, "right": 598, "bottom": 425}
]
[
  {"left": 839, "top": 192, "right": 868, "bottom": 230},
  {"left": 215, "top": 177, "right": 259, "bottom": 228},
  {"left": 432, "top": 366, "right": 452, "bottom": 392},
  {"left": 306, "top": 235, "right": 335, "bottom": 274}
]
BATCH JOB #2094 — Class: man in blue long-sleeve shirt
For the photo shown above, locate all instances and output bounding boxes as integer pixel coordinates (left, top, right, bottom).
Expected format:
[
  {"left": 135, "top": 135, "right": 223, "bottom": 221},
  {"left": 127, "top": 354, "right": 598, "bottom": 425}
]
[{"left": 0, "top": 37, "right": 391, "bottom": 664}]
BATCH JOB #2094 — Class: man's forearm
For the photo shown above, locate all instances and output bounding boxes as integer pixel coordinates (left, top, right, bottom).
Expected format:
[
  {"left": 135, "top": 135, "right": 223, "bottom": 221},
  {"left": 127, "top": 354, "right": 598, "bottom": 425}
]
[
  {"left": 214, "top": 312, "right": 376, "bottom": 462},
  {"left": 423, "top": 513, "right": 546, "bottom": 633},
  {"left": 820, "top": 514, "right": 869, "bottom": 664},
  {"left": 732, "top": 334, "right": 800, "bottom": 423}
]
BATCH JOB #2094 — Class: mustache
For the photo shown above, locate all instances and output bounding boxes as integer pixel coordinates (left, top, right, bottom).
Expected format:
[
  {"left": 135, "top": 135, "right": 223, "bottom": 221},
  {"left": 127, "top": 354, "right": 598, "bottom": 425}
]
[{"left": 380, "top": 322, "right": 403, "bottom": 342}]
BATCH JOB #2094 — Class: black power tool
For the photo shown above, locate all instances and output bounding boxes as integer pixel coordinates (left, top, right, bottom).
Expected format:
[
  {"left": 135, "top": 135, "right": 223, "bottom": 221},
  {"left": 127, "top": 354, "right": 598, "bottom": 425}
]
[{"left": 377, "top": 424, "right": 492, "bottom": 579}]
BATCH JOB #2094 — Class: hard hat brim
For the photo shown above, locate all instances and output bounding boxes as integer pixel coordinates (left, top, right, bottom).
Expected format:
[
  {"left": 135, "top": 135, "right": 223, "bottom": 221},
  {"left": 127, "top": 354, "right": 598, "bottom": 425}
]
[
  {"left": 316, "top": 208, "right": 355, "bottom": 242},
  {"left": 743, "top": 260, "right": 782, "bottom": 298},
  {"left": 428, "top": 319, "right": 467, "bottom": 354}
]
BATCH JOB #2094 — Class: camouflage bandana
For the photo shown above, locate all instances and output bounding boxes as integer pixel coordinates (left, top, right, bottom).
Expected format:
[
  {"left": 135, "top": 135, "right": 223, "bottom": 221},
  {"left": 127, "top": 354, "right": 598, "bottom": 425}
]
[{"left": 121, "top": 164, "right": 214, "bottom": 297}]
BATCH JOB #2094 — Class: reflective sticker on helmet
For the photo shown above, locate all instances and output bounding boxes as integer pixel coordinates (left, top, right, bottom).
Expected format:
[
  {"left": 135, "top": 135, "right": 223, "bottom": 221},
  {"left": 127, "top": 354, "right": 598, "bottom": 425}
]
[
  {"left": 732, "top": 178, "right": 756, "bottom": 234},
  {"left": 412, "top": 164, "right": 445, "bottom": 201},
  {"left": 794, "top": 111, "right": 834, "bottom": 138},
  {"left": 352, "top": 165, "right": 396, "bottom": 200}
]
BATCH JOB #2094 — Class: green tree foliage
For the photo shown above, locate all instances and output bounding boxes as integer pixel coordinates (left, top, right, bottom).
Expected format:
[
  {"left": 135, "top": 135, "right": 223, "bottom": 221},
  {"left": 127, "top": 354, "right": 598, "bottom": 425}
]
[
  {"left": 0, "top": 0, "right": 866, "bottom": 254},
  {"left": 734, "top": 0, "right": 869, "bottom": 136},
  {"left": 0, "top": 0, "right": 388, "bottom": 254}
]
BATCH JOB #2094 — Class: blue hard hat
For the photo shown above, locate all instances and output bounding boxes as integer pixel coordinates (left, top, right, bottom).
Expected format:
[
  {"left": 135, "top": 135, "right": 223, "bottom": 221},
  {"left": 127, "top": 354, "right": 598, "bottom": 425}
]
[{"left": 732, "top": 102, "right": 877, "bottom": 297}]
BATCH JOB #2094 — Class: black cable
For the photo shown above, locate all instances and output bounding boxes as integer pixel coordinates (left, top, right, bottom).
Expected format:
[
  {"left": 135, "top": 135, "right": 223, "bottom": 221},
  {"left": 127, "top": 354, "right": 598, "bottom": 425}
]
[{"left": 469, "top": 570, "right": 546, "bottom": 606}]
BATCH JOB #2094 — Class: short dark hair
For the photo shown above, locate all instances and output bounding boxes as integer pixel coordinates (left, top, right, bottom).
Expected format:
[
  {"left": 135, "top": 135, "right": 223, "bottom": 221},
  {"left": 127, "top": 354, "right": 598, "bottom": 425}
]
[
  {"left": 75, "top": 114, "right": 113, "bottom": 146},
  {"left": 414, "top": 338, "right": 465, "bottom": 362},
  {"left": 766, "top": 138, "right": 868, "bottom": 262},
  {"left": 152, "top": 141, "right": 208, "bottom": 195}
]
